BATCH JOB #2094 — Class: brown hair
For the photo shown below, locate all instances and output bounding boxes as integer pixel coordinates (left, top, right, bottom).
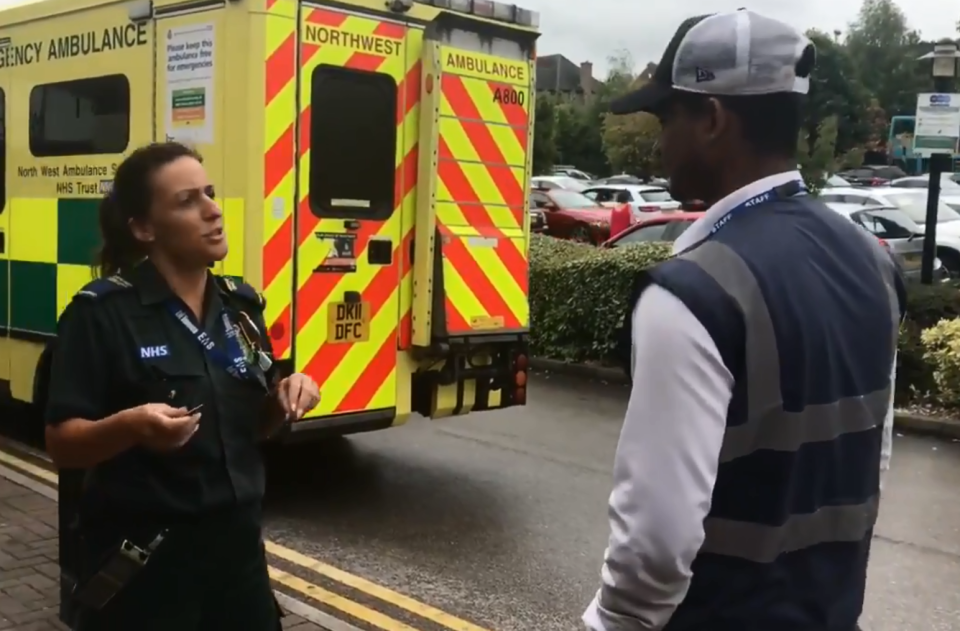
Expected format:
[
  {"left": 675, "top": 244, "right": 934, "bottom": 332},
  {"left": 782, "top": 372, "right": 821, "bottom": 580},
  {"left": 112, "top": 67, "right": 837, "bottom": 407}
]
[{"left": 95, "top": 142, "right": 202, "bottom": 278}]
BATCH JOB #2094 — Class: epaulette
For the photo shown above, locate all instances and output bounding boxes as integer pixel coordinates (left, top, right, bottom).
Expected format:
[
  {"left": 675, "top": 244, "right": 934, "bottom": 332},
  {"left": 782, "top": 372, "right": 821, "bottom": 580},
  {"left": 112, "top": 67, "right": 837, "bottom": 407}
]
[
  {"left": 216, "top": 276, "right": 266, "bottom": 310},
  {"left": 74, "top": 275, "right": 134, "bottom": 300}
]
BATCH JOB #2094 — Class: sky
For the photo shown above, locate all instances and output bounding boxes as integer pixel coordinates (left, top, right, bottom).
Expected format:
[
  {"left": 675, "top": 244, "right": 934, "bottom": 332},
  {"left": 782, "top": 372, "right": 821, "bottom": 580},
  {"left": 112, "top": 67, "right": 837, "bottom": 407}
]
[{"left": 521, "top": 0, "right": 958, "bottom": 78}]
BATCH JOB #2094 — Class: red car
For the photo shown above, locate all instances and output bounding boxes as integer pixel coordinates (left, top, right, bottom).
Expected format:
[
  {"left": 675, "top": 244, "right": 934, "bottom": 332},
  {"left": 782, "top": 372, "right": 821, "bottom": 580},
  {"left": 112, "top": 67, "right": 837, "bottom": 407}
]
[
  {"left": 602, "top": 212, "right": 705, "bottom": 248},
  {"left": 530, "top": 188, "right": 612, "bottom": 245}
]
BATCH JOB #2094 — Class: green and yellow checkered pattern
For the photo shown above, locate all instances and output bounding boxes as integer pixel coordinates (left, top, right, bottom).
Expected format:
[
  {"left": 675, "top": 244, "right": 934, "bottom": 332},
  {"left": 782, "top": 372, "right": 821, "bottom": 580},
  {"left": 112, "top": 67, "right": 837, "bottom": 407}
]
[
  {"left": 0, "top": 198, "right": 102, "bottom": 335},
  {"left": 0, "top": 198, "right": 245, "bottom": 336}
]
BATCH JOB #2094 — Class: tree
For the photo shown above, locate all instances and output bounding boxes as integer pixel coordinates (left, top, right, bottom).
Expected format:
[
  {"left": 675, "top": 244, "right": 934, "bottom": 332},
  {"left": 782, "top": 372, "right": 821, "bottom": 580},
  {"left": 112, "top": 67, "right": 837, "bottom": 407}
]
[
  {"left": 601, "top": 79, "right": 661, "bottom": 177},
  {"left": 845, "top": 0, "right": 928, "bottom": 118},
  {"left": 532, "top": 94, "right": 557, "bottom": 175},
  {"left": 803, "top": 30, "right": 872, "bottom": 156},
  {"left": 798, "top": 116, "right": 864, "bottom": 194}
]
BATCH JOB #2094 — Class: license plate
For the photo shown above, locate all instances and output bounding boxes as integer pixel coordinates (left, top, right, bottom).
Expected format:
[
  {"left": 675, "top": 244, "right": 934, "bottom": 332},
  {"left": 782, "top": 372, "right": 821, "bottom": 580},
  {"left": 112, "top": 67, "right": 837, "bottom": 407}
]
[{"left": 327, "top": 301, "right": 370, "bottom": 343}]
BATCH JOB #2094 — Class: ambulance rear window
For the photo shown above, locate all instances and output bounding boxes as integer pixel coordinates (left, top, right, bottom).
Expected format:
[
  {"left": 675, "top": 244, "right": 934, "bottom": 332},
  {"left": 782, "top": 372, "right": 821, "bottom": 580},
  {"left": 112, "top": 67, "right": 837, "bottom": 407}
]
[
  {"left": 29, "top": 74, "right": 130, "bottom": 157},
  {"left": 309, "top": 66, "right": 397, "bottom": 220}
]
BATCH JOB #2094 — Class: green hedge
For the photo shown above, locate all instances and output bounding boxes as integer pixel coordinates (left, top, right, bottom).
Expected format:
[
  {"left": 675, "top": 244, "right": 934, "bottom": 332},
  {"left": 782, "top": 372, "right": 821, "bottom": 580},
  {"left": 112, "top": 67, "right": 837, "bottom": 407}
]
[{"left": 529, "top": 234, "right": 960, "bottom": 407}]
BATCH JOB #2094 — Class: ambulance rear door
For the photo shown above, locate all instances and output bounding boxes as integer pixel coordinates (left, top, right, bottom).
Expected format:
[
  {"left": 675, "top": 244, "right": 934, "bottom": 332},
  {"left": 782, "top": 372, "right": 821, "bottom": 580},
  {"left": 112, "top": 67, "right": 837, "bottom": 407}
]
[{"left": 292, "top": 4, "right": 407, "bottom": 419}]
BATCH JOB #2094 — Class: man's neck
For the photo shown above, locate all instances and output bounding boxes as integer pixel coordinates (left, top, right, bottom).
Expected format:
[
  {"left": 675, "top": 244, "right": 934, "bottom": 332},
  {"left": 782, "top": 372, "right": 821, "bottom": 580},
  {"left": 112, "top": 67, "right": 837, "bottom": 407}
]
[
  {"left": 709, "top": 157, "right": 797, "bottom": 205},
  {"left": 151, "top": 256, "right": 208, "bottom": 320}
]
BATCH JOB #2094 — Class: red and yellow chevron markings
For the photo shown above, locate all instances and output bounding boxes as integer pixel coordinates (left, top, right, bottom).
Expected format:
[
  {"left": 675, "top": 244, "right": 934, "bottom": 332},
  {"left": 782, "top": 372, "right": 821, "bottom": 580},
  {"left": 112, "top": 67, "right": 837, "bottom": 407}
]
[
  {"left": 285, "top": 7, "right": 421, "bottom": 415},
  {"left": 262, "top": 1, "right": 298, "bottom": 359},
  {"left": 435, "top": 50, "right": 531, "bottom": 333}
]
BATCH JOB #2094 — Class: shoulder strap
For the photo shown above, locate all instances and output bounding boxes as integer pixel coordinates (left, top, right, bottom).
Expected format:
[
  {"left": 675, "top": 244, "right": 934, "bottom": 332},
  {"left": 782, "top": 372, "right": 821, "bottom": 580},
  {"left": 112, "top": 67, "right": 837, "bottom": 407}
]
[
  {"left": 215, "top": 276, "right": 266, "bottom": 311},
  {"left": 74, "top": 275, "right": 134, "bottom": 300}
]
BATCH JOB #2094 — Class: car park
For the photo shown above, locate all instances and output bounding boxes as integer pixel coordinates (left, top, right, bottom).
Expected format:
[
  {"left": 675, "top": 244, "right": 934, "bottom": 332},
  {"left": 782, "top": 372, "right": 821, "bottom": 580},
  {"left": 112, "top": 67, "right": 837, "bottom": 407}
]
[
  {"left": 602, "top": 212, "right": 702, "bottom": 247},
  {"left": 887, "top": 173, "right": 960, "bottom": 211},
  {"left": 837, "top": 165, "right": 907, "bottom": 186},
  {"left": 824, "top": 203, "right": 946, "bottom": 282},
  {"left": 530, "top": 175, "right": 587, "bottom": 191},
  {"left": 529, "top": 188, "right": 611, "bottom": 245},
  {"left": 818, "top": 187, "right": 960, "bottom": 274},
  {"left": 580, "top": 184, "right": 681, "bottom": 214}
]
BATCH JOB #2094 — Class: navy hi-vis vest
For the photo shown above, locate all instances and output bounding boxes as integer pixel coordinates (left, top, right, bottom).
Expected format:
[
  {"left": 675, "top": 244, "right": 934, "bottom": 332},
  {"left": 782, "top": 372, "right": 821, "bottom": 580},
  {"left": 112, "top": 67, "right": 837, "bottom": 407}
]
[{"left": 620, "top": 195, "right": 905, "bottom": 631}]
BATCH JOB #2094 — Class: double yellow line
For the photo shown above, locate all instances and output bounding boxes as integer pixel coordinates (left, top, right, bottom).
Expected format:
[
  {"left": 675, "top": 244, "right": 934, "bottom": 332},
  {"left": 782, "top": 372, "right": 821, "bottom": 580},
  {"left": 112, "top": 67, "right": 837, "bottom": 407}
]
[{"left": 0, "top": 448, "right": 490, "bottom": 631}]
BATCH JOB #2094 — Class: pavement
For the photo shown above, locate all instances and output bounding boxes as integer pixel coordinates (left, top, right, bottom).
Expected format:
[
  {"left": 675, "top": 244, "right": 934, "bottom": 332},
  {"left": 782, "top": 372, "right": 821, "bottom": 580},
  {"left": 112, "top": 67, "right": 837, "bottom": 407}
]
[
  {"left": 0, "top": 467, "right": 327, "bottom": 630},
  {"left": 0, "top": 371, "right": 958, "bottom": 630}
]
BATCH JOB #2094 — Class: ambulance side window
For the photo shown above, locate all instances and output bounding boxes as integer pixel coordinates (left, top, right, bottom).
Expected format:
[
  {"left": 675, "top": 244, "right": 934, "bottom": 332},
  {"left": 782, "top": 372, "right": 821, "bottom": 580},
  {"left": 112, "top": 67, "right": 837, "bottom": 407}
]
[
  {"left": 309, "top": 65, "right": 397, "bottom": 220},
  {"left": 29, "top": 74, "right": 130, "bottom": 157}
]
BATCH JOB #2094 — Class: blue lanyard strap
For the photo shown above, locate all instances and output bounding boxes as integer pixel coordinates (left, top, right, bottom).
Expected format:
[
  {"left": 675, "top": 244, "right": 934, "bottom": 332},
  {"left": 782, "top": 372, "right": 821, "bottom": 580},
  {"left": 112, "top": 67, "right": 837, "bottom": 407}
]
[
  {"left": 710, "top": 180, "right": 807, "bottom": 235},
  {"left": 165, "top": 302, "right": 251, "bottom": 381}
]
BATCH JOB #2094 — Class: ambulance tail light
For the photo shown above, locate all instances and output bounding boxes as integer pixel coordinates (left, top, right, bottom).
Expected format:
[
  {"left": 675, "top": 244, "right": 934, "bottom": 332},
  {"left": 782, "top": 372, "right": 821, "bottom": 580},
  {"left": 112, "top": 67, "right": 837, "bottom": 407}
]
[
  {"left": 421, "top": 0, "right": 540, "bottom": 27},
  {"left": 513, "top": 353, "right": 528, "bottom": 405}
]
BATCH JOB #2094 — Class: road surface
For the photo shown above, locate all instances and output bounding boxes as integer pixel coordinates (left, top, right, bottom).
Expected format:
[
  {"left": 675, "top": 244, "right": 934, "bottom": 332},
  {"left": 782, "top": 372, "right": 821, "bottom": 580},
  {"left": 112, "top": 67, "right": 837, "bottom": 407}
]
[{"left": 263, "top": 371, "right": 960, "bottom": 631}]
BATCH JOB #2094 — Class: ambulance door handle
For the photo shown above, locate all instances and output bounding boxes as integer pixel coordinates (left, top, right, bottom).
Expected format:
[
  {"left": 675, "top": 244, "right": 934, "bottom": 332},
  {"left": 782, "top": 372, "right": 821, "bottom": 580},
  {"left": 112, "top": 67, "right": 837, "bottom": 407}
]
[
  {"left": 343, "top": 219, "right": 360, "bottom": 231},
  {"left": 368, "top": 238, "right": 393, "bottom": 265},
  {"left": 344, "top": 291, "right": 361, "bottom": 303}
]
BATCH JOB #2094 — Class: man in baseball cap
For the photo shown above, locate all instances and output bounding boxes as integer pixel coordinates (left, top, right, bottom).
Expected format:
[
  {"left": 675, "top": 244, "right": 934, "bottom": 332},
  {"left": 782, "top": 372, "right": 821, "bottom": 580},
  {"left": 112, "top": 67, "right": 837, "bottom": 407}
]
[{"left": 585, "top": 10, "right": 901, "bottom": 631}]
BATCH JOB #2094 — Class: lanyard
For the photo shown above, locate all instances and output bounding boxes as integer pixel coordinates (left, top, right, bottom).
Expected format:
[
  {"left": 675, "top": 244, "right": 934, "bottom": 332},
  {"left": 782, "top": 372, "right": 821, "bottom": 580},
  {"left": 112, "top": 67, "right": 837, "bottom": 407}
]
[
  {"left": 710, "top": 180, "right": 807, "bottom": 235},
  {"left": 165, "top": 302, "right": 252, "bottom": 381}
]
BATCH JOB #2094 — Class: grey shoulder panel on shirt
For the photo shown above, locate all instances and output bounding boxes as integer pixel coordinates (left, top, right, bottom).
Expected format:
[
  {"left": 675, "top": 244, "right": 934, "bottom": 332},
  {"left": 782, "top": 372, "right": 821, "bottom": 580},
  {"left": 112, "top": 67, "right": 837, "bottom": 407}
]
[
  {"left": 73, "top": 275, "right": 135, "bottom": 300},
  {"left": 215, "top": 276, "right": 266, "bottom": 311}
]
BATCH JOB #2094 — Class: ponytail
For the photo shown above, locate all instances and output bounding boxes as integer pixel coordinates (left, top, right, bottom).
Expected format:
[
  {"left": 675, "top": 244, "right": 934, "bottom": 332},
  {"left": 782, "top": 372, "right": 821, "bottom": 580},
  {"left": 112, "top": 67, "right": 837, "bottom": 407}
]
[{"left": 94, "top": 193, "right": 142, "bottom": 278}]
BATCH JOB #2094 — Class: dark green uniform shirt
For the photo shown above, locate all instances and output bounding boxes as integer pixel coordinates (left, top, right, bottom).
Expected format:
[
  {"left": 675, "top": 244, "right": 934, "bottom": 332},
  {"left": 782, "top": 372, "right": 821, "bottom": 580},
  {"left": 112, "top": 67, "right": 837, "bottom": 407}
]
[{"left": 45, "top": 261, "right": 274, "bottom": 517}]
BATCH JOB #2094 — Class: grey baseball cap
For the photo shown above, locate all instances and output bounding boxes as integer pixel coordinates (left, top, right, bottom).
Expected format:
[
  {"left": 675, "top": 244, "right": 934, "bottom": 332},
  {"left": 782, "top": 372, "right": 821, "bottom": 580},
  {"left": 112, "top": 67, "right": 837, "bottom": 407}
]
[{"left": 610, "top": 10, "right": 815, "bottom": 115}]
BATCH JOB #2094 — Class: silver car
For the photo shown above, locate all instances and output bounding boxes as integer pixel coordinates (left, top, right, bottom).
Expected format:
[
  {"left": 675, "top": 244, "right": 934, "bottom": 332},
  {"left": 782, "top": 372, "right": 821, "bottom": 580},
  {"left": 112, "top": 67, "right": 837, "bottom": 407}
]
[{"left": 826, "top": 203, "right": 946, "bottom": 282}]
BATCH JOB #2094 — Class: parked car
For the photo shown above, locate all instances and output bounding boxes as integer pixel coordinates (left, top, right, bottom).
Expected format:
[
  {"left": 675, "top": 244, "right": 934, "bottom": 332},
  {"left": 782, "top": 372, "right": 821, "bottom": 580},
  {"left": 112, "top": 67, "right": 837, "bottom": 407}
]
[
  {"left": 824, "top": 203, "right": 946, "bottom": 282},
  {"left": 580, "top": 184, "right": 681, "bottom": 214},
  {"left": 823, "top": 174, "right": 854, "bottom": 188},
  {"left": 529, "top": 188, "right": 611, "bottom": 244},
  {"left": 529, "top": 204, "right": 547, "bottom": 233},
  {"left": 887, "top": 173, "right": 960, "bottom": 211},
  {"left": 530, "top": 175, "right": 587, "bottom": 191},
  {"left": 551, "top": 167, "right": 594, "bottom": 181},
  {"left": 602, "top": 212, "right": 703, "bottom": 247},
  {"left": 818, "top": 187, "right": 960, "bottom": 274},
  {"left": 838, "top": 165, "right": 907, "bottom": 187},
  {"left": 594, "top": 174, "right": 645, "bottom": 185}
]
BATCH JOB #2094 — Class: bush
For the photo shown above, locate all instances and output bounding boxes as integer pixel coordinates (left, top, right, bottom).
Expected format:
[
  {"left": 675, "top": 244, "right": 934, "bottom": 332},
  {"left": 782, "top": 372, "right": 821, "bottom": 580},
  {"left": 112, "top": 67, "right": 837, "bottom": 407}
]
[
  {"left": 528, "top": 234, "right": 960, "bottom": 407},
  {"left": 529, "top": 235, "right": 671, "bottom": 361},
  {"left": 896, "top": 281, "right": 960, "bottom": 404},
  {"left": 921, "top": 317, "right": 960, "bottom": 408}
]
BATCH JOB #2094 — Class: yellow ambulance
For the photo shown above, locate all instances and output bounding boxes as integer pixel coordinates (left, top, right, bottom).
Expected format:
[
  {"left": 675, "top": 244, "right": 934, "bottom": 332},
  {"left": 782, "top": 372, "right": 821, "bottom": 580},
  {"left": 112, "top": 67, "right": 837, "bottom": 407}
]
[{"left": 0, "top": 0, "right": 538, "bottom": 440}]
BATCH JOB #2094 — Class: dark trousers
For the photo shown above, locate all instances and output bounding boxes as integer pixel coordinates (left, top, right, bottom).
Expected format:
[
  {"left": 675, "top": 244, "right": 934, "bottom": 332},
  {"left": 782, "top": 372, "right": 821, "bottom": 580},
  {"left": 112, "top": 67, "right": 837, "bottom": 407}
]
[{"left": 73, "top": 503, "right": 281, "bottom": 631}]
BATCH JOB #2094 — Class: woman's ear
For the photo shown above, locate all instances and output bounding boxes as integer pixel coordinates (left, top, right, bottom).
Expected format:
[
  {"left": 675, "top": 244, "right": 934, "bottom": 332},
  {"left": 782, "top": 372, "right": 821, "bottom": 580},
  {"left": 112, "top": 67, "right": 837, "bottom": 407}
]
[{"left": 128, "top": 217, "right": 155, "bottom": 244}]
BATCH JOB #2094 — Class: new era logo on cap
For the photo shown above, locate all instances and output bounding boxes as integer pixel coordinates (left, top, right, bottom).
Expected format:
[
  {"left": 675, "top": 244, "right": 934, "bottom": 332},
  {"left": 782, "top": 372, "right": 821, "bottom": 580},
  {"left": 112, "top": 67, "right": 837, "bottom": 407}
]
[{"left": 695, "top": 67, "right": 715, "bottom": 82}]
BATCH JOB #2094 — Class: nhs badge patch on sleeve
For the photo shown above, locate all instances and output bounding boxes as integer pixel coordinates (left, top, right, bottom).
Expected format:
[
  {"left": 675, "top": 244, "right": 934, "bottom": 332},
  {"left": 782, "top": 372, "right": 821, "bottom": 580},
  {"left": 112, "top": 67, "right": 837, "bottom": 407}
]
[{"left": 140, "top": 345, "right": 169, "bottom": 359}]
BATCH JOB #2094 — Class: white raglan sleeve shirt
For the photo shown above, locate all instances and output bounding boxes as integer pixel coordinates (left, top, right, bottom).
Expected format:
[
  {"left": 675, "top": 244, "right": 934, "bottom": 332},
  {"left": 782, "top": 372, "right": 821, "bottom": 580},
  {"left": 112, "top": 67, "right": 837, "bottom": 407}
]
[{"left": 583, "top": 285, "right": 733, "bottom": 631}]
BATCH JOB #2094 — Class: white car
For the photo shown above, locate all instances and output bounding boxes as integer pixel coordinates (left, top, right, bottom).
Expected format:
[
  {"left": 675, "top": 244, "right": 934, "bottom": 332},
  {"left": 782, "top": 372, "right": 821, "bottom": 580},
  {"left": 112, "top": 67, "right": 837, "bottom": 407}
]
[
  {"left": 819, "top": 187, "right": 960, "bottom": 274},
  {"left": 580, "top": 184, "right": 681, "bottom": 216},
  {"left": 530, "top": 175, "right": 587, "bottom": 191},
  {"left": 823, "top": 203, "right": 945, "bottom": 282},
  {"left": 887, "top": 173, "right": 960, "bottom": 211}
]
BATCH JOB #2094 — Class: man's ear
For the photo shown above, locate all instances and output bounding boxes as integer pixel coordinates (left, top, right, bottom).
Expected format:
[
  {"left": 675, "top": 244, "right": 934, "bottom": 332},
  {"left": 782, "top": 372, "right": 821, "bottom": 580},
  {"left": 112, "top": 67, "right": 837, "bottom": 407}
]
[{"left": 704, "top": 97, "right": 729, "bottom": 143}]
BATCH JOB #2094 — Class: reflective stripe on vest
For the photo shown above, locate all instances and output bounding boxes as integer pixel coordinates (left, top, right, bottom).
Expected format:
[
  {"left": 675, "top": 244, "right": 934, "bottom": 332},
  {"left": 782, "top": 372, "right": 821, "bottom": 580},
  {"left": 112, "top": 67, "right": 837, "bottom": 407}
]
[{"left": 677, "top": 240, "right": 900, "bottom": 564}]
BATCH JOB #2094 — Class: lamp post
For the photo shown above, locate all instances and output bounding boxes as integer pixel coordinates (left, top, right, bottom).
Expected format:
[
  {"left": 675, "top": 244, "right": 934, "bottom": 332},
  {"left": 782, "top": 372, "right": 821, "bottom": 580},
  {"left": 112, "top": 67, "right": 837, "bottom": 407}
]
[{"left": 918, "top": 40, "right": 960, "bottom": 284}]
